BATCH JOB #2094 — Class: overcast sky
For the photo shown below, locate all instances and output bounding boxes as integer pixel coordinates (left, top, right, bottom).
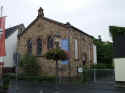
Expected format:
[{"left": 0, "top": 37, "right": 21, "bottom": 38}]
[{"left": 1, "top": 0, "right": 125, "bottom": 41}]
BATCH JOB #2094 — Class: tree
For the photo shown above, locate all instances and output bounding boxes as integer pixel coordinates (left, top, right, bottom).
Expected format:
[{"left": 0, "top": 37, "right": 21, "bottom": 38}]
[
  {"left": 98, "top": 35, "right": 102, "bottom": 42},
  {"left": 93, "top": 37, "right": 113, "bottom": 64},
  {"left": 44, "top": 48, "right": 69, "bottom": 84},
  {"left": 19, "top": 54, "right": 41, "bottom": 76}
]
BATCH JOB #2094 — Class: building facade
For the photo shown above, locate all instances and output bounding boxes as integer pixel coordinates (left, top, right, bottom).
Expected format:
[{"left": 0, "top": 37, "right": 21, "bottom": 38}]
[
  {"left": 110, "top": 26, "right": 125, "bottom": 82},
  {"left": 4, "top": 24, "right": 25, "bottom": 72},
  {"left": 17, "top": 7, "right": 95, "bottom": 77}
]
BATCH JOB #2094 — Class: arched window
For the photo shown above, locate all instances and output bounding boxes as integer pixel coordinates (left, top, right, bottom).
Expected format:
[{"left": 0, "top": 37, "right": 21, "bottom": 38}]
[
  {"left": 47, "top": 36, "right": 54, "bottom": 49},
  {"left": 82, "top": 53, "right": 87, "bottom": 65},
  {"left": 37, "top": 39, "right": 42, "bottom": 56},
  {"left": 27, "top": 40, "right": 32, "bottom": 55}
]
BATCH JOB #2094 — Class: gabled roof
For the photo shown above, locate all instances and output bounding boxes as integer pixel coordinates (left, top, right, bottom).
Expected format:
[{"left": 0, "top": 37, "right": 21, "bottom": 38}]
[
  {"left": 6, "top": 24, "right": 25, "bottom": 39},
  {"left": 19, "top": 8, "right": 93, "bottom": 38},
  {"left": 43, "top": 17, "right": 93, "bottom": 38}
]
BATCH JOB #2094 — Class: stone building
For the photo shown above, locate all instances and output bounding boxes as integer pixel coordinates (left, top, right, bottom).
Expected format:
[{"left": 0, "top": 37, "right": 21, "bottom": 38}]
[{"left": 17, "top": 7, "right": 96, "bottom": 77}]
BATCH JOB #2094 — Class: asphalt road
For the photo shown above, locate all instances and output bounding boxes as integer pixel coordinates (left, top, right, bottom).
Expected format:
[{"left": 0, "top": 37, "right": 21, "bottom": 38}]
[{"left": 8, "top": 80, "right": 125, "bottom": 93}]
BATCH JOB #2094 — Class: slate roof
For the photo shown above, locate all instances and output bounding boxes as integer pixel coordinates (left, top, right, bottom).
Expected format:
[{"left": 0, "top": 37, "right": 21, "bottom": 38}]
[{"left": 6, "top": 24, "right": 24, "bottom": 39}]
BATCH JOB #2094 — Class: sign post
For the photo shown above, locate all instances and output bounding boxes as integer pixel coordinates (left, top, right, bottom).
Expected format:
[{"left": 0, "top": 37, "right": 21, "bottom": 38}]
[
  {"left": 13, "top": 52, "right": 20, "bottom": 93},
  {"left": 78, "top": 67, "right": 83, "bottom": 81}
]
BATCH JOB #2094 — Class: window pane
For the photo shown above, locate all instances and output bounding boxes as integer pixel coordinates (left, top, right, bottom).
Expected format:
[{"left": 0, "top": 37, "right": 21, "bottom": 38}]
[
  {"left": 27, "top": 40, "right": 32, "bottom": 55},
  {"left": 47, "top": 36, "right": 53, "bottom": 49},
  {"left": 37, "top": 39, "right": 42, "bottom": 56}
]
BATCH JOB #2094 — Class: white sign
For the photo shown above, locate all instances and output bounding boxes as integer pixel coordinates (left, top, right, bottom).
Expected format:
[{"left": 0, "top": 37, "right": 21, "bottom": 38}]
[{"left": 78, "top": 67, "right": 83, "bottom": 73}]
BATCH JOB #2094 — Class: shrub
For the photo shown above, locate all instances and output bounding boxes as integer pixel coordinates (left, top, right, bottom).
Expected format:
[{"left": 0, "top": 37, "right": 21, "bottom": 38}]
[
  {"left": 91, "top": 64, "right": 114, "bottom": 69},
  {"left": 19, "top": 54, "right": 41, "bottom": 76}
]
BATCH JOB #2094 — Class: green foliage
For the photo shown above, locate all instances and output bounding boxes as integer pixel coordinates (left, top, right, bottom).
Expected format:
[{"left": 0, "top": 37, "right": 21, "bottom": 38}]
[
  {"left": 44, "top": 48, "right": 68, "bottom": 61},
  {"left": 2, "top": 76, "right": 10, "bottom": 89},
  {"left": 93, "top": 38, "right": 113, "bottom": 64},
  {"left": 17, "top": 75, "right": 56, "bottom": 83},
  {"left": 20, "top": 54, "right": 41, "bottom": 76},
  {"left": 2, "top": 73, "right": 15, "bottom": 89},
  {"left": 110, "top": 26, "right": 125, "bottom": 40},
  {"left": 3, "top": 73, "right": 56, "bottom": 84}
]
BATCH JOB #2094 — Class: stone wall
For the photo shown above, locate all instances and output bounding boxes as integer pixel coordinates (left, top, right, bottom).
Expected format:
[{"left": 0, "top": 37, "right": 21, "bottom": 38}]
[
  {"left": 68, "top": 27, "right": 93, "bottom": 77},
  {"left": 17, "top": 16, "right": 94, "bottom": 77}
]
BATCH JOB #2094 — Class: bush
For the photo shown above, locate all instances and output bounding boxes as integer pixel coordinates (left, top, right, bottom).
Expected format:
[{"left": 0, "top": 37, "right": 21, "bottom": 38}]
[
  {"left": 91, "top": 64, "right": 114, "bottom": 69},
  {"left": 3, "top": 73, "right": 56, "bottom": 84},
  {"left": 17, "top": 74, "right": 56, "bottom": 82},
  {"left": 44, "top": 48, "right": 69, "bottom": 61},
  {"left": 2, "top": 73, "right": 16, "bottom": 89},
  {"left": 19, "top": 54, "right": 41, "bottom": 76}
]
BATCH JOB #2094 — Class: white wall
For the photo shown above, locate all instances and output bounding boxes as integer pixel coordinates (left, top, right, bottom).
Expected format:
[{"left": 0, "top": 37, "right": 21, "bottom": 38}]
[
  {"left": 4, "top": 30, "right": 18, "bottom": 67},
  {"left": 114, "top": 58, "right": 125, "bottom": 81},
  {"left": 93, "top": 44, "right": 97, "bottom": 64}
]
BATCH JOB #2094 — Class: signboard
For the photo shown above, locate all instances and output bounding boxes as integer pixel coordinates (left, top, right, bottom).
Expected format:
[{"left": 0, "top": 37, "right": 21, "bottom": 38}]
[
  {"left": 78, "top": 67, "right": 83, "bottom": 73},
  {"left": 0, "top": 17, "right": 6, "bottom": 57}
]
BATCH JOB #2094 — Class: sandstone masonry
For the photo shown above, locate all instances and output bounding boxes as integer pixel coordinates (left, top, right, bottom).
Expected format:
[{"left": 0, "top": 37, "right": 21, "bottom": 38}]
[{"left": 17, "top": 7, "right": 94, "bottom": 77}]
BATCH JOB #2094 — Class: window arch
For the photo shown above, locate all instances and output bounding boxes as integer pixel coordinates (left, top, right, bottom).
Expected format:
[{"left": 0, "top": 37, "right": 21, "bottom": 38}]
[
  {"left": 27, "top": 39, "right": 32, "bottom": 55},
  {"left": 37, "top": 38, "right": 42, "bottom": 56},
  {"left": 47, "top": 36, "right": 54, "bottom": 49}
]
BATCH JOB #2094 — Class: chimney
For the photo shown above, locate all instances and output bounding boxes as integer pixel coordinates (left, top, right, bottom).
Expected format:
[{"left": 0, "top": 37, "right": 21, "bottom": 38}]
[
  {"left": 65, "top": 22, "right": 71, "bottom": 27},
  {"left": 38, "top": 7, "right": 44, "bottom": 17},
  {"left": 66, "top": 22, "right": 70, "bottom": 26}
]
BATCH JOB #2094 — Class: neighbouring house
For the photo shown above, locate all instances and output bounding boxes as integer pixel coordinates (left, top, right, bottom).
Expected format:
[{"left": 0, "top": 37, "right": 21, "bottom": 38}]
[
  {"left": 4, "top": 24, "right": 25, "bottom": 72},
  {"left": 110, "top": 26, "right": 125, "bottom": 82},
  {"left": 17, "top": 7, "right": 96, "bottom": 77}
]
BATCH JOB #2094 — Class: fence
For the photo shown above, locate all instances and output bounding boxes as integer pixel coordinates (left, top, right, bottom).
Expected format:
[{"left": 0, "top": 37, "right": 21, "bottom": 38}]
[{"left": 87, "top": 69, "right": 114, "bottom": 82}]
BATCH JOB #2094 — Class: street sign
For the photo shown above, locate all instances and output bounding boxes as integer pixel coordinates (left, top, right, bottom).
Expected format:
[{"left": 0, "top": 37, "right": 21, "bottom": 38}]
[{"left": 78, "top": 67, "right": 83, "bottom": 73}]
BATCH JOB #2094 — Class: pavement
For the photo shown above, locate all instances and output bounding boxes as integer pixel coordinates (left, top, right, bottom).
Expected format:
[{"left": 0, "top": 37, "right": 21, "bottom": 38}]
[{"left": 8, "top": 80, "right": 125, "bottom": 93}]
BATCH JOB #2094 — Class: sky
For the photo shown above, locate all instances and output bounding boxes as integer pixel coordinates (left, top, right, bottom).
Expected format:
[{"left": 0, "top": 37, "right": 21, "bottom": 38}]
[{"left": 1, "top": 0, "right": 125, "bottom": 41}]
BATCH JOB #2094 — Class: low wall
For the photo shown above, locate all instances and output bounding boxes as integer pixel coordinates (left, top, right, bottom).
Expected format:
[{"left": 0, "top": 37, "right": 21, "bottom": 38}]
[{"left": 114, "top": 58, "right": 125, "bottom": 81}]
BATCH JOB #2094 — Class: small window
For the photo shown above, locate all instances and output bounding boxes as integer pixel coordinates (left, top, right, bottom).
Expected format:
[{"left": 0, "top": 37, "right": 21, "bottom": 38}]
[
  {"left": 27, "top": 40, "right": 32, "bottom": 55},
  {"left": 47, "top": 36, "right": 54, "bottom": 49},
  {"left": 37, "top": 39, "right": 42, "bottom": 56}
]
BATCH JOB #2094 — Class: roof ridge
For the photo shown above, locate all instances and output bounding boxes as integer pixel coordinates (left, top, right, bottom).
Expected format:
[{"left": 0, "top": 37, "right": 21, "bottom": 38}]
[
  {"left": 43, "top": 17, "right": 93, "bottom": 38},
  {"left": 19, "top": 15, "right": 93, "bottom": 38},
  {"left": 6, "top": 24, "right": 25, "bottom": 39},
  {"left": 6, "top": 24, "right": 24, "bottom": 30}
]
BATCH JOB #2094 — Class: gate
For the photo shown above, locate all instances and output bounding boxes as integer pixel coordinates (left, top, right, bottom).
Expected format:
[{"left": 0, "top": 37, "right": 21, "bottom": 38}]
[{"left": 88, "top": 69, "right": 115, "bottom": 82}]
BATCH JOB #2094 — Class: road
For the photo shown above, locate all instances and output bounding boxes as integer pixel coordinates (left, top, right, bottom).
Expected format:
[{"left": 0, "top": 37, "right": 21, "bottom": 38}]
[{"left": 8, "top": 80, "right": 125, "bottom": 93}]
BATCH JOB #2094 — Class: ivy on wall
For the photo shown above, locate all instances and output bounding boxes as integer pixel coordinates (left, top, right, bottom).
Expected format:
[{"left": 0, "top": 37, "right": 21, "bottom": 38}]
[{"left": 109, "top": 26, "right": 125, "bottom": 40}]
